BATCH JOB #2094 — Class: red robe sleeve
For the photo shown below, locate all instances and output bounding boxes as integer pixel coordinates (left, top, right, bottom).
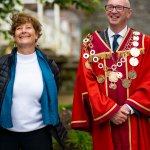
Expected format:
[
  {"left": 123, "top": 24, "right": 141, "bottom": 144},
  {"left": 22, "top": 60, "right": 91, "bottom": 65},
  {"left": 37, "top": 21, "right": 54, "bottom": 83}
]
[
  {"left": 126, "top": 35, "right": 150, "bottom": 116},
  {"left": 71, "top": 44, "right": 120, "bottom": 131}
]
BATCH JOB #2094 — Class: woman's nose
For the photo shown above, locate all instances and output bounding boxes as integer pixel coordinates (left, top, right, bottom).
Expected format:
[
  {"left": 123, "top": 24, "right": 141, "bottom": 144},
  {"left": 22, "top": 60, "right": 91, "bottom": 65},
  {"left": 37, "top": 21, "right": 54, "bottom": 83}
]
[{"left": 21, "top": 27, "right": 27, "bottom": 32}]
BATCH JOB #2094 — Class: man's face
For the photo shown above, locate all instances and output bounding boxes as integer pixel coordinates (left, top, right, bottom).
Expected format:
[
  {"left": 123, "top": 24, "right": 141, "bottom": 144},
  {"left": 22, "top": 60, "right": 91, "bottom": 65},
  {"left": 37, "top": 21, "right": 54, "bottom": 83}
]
[{"left": 105, "top": 0, "right": 132, "bottom": 29}]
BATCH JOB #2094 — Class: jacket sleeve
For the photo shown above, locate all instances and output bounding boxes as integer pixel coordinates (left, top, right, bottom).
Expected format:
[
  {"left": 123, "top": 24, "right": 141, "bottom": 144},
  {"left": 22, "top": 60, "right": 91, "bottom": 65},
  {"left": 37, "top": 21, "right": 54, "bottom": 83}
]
[
  {"left": 47, "top": 57, "right": 61, "bottom": 92},
  {"left": 0, "top": 54, "right": 11, "bottom": 114},
  {"left": 46, "top": 56, "right": 67, "bottom": 149}
]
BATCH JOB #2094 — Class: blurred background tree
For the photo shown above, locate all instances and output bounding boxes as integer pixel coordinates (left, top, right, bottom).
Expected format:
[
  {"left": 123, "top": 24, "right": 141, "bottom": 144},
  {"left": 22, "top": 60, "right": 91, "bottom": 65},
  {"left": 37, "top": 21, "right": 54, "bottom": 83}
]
[
  {"left": 51, "top": 0, "right": 100, "bottom": 12},
  {"left": 0, "top": 0, "right": 101, "bottom": 38},
  {"left": 0, "top": 0, "right": 22, "bottom": 38}
]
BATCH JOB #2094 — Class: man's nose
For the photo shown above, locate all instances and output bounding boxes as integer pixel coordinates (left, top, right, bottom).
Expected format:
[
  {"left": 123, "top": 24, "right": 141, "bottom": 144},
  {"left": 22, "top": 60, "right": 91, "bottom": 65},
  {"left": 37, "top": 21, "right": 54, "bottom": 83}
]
[{"left": 112, "top": 7, "right": 118, "bottom": 12}]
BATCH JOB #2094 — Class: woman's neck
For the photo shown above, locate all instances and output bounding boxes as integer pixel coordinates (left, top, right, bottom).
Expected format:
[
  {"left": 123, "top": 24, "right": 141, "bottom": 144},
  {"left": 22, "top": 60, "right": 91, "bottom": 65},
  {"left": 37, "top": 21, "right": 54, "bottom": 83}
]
[{"left": 17, "top": 46, "right": 35, "bottom": 55}]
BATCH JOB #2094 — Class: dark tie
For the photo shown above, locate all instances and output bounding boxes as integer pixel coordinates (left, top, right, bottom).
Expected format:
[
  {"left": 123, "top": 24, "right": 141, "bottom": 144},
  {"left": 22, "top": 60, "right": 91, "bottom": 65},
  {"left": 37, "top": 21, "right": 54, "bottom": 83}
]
[{"left": 113, "top": 34, "right": 120, "bottom": 52}]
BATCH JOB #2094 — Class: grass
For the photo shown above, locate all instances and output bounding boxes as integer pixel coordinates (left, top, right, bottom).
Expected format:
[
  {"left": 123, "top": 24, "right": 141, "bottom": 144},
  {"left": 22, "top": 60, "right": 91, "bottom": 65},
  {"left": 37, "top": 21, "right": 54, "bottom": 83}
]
[{"left": 52, "top": 104, "right": 92, "bottom": 150}]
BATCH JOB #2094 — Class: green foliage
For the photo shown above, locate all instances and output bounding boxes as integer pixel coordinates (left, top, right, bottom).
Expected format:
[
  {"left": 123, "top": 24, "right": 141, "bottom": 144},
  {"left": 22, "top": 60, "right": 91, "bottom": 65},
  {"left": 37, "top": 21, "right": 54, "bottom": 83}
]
[
  {"left": 55, "top": 104, "right": 92, "bottom": 150},
  {"left": 0, "top": 0, "right": 23, "bottom": 38},
  {"left": 0, "top": 0, "right": 22, "bottom": 25},
  {"left": 0, "top": 0, "right": 101, "bottom": 35},
  {"left": 0, "top": 0, "right": 102, "bottom": 42},
  {"left": 66, "top": 130, "right": 92, "bottom": 150},
  {"left": 52, "top": 129, "right": 92, "bottom": 150},
  {"left": 58, "top": 104, "right": 72, "bottom": 112},
  {"left": 45, "top": 0, "right": 101, "bottom": 13}
]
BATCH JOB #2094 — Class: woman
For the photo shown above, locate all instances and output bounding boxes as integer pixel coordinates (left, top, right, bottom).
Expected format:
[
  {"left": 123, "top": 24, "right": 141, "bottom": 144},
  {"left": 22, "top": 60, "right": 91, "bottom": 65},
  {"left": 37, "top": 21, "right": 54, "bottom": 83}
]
[{"left": 0, "top": 13, "right": 66, "bottom": 150}]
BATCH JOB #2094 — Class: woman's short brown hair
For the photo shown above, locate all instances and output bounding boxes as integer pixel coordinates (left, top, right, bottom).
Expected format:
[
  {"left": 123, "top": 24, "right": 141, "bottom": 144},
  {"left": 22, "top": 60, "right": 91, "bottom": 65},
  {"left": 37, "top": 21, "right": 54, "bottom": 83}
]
[{"left": 10, "top": 13, "right": 42, "bottom": 38}]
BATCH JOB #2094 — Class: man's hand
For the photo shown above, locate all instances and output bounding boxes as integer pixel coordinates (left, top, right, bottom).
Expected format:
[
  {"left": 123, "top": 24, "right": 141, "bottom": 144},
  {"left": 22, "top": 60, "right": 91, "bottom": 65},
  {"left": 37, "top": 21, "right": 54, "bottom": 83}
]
[{"left": 110, "top": 104, "right": 131, "bottom": 125}]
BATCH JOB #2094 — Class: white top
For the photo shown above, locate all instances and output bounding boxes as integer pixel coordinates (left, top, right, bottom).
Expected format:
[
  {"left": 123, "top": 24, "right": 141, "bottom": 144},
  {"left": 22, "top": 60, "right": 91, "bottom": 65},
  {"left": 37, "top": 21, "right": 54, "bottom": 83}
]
[
  {"left": 8, "top": 52, "right": 45, "bottom": 132},
  {"left": 108, "top": 26, "right": 128, "bottom": 49}
]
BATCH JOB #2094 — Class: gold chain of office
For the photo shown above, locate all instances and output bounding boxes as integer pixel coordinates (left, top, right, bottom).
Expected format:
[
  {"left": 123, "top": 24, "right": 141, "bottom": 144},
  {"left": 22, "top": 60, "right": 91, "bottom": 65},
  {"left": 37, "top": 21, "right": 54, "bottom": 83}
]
[{"left": 82, "top": 31, "right": 144, "bottom": 90}]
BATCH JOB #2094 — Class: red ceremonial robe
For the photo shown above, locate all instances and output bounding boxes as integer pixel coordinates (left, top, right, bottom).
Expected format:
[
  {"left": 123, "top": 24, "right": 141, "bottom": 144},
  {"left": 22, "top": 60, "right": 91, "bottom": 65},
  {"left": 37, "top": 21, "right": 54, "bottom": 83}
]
[{"left": 71, "top": 28, "right": 150, "bottom": 150}]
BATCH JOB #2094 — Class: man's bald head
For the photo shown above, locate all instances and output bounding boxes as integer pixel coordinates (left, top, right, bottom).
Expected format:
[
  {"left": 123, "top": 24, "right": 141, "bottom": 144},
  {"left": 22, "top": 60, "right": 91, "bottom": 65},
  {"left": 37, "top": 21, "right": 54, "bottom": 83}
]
[{"left": 107, "top": 0, "right": 131, "bottom": 8}]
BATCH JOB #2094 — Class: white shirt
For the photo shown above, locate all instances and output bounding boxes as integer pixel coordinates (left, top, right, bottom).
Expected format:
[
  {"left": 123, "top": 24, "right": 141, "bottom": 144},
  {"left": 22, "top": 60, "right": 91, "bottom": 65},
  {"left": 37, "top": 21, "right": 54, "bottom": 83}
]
[{"left": 108, "top": 26, "right": 128, "bottom": 49}]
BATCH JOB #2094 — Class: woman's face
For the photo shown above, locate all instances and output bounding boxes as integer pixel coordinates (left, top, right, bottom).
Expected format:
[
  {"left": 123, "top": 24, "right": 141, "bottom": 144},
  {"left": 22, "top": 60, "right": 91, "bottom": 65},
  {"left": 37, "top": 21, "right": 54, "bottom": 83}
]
[{"left": 14, "top": 23, "right": 38, "bottom": 48}]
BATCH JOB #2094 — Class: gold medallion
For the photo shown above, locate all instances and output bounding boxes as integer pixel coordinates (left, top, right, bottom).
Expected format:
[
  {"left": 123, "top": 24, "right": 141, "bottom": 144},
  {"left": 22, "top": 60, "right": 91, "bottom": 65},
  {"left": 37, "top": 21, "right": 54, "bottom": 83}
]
[
  {"left": 129, "top": 57, "right": 139, "bottom": 66},
  {"left": 106, "top": 71, "right": 111, "bottom": 77},
  {"left": 116, "top": 72, "right": 123, "bottom": 79},
  {"left": 122, "top": 79, "right": 131, "bottom": 88},
  {"left": 85, "top": 61, "right": 92, "bottom": 69},
  {"left": 97, "top": 75, "right": 105, "bottom": 83},
  {"left": 109, "top": 83, "right": 117, "bottom": 90},
  {"left": 108, "top": 72, "right": 118, "bottom": 82},
  {"left": 133, "top": 31, "right": 140, "bottom": 36},
  {"left": 130, "top": 47, "right": 140, "bottom": 57},
  {"left": 132, "top": 41, "right": 139, "bottom": 47},
  {"left": 128, "top": 70, "right": 137, "bottom": 79},
  {"left": 133, "top": 36, "right": 139, "bottom": 41}
]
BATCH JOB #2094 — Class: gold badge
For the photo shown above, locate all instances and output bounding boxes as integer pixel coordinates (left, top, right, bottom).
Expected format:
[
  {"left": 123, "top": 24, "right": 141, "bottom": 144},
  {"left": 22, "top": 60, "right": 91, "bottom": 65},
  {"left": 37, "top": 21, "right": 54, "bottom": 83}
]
[
  {"left": 109, "top": 83, "right": 117, "bottom": 90},
  {"left": 128, "top": 70, "right": 137, "bottom": 79},
  {"left": 133, "top": 36, "right": 139, "bottom": 41},
  {"left": 132, "top": 41, "right": 139, "bottom": 47},
  {"left": 129, "top": 57, "right": 139, "bottom": 66},
  {"left": 108, "top": 72, "right": 118, "bottom": 82},
  {"left": 116, "top": 72, "right": 123, "bottom": 79},
  {"left": 133, "top": 31, "right": 140, "bottom": 36},
  {"left": 122, "top": 79, "right": 131, "bottom": 88},
  {"left": 97, "top": 75, "right": 105, "bottom": 83},
  {"left": 130, "top": 47, "right": 140, "bottom": 57}
]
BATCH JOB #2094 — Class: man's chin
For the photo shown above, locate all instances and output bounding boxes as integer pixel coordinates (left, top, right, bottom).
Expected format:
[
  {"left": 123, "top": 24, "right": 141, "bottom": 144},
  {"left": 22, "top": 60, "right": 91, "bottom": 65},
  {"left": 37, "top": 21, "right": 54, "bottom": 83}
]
[{"left": 109, "top": 21, "right": 119, "bottom": 26}]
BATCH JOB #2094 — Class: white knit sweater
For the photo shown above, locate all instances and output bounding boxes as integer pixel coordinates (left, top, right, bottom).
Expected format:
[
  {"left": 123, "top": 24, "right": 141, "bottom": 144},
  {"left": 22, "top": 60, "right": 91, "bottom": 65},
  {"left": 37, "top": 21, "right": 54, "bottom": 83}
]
[{"left": 8, "top": 52, "right": 45, "bottom": 132}]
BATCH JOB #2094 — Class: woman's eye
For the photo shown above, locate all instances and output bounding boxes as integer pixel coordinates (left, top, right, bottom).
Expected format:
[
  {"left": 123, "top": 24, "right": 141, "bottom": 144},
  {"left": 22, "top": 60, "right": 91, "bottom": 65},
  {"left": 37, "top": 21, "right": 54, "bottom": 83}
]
[
  {"left": 16, "top": 27, "right": 21, "bottom": 30},
  {"left": 26, "top": 26, "right": 32, "bottom": 29}
]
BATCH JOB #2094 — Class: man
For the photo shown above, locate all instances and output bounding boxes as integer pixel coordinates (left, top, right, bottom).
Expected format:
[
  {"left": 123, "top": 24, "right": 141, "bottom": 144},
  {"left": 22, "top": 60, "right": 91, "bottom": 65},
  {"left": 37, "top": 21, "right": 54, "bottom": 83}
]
[{"left": 71, "top": 0, "right": 150, "bottom": 150}]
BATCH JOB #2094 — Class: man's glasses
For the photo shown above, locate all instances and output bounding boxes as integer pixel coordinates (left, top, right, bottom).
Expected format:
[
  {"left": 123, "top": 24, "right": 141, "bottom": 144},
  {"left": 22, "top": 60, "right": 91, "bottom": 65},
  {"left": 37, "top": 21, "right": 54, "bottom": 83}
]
[{"left": 105, "top": 5, "right": 130, "bottom": 12}]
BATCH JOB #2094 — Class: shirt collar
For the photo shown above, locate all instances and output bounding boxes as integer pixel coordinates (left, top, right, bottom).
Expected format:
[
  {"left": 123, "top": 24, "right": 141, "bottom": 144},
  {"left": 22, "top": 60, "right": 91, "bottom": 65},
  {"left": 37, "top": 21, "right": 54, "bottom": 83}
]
[{"left": 108, "top": 26, "right": 128, "bottom": 38}]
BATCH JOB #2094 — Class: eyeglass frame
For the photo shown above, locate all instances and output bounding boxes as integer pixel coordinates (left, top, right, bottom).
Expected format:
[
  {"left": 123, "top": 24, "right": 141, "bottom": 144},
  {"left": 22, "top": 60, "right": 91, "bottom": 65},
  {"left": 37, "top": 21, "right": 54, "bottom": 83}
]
[{"left": 105, "top": 5, "right": 131, "bottom": 12}]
